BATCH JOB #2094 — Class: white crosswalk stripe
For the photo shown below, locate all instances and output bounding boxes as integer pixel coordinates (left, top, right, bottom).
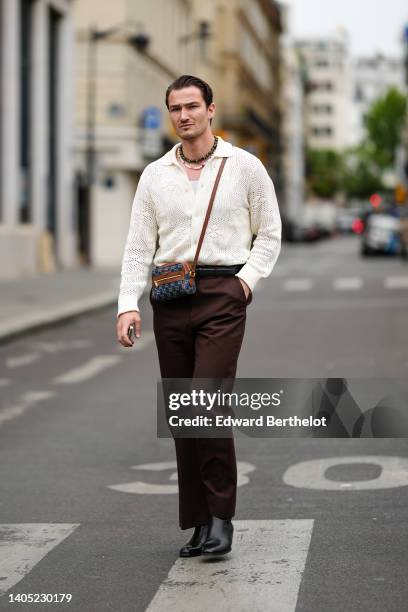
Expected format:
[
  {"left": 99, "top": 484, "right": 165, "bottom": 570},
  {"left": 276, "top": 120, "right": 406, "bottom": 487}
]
[
  {"left": 283, "top": 279, "right": 314, "bottom": 291},
  {"left": 145, "top": 519, "right": 314, "bottom": 612},
  {"left": 0, "top": 524, "right": 80, "bottom": 596},
  {"left": 333, "top": 277, "right": 363, "bottom": 291},
  {"left": 384, "top": 276, "right": 408, "bottom": 289},
  {"left": 277, "top": 277, "right": 408, "bottom": 292}
]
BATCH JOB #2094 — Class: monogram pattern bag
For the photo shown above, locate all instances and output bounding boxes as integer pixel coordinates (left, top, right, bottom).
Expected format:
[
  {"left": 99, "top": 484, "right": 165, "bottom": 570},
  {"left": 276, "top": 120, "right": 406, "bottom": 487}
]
[{"left": 151, "top": 157, "right": 227, "bottom": 302}]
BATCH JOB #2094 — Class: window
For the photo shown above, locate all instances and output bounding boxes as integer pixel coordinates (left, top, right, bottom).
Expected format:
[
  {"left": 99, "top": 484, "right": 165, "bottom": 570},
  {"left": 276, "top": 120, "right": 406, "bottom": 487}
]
[
  {"left": 310, "top": 81, "right": 334, "bottom": 92},
  {"left": 312, "top": 104, "right": 333, "bottom": 114},
  {"left": 355, "top": 85, "right": 364, "bottom": 102},
  {"left": 315, "top": 59, "right": 329, "bottom": 68},
  {"left": 311, "top": 126, "right": 333, "bottom": 137}
]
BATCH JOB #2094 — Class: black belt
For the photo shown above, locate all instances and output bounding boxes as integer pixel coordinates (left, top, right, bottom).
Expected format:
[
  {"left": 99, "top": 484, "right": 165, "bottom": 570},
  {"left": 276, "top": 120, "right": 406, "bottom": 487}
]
[{"left": 195, "top": 264, "right": 244, "bottom": 277}]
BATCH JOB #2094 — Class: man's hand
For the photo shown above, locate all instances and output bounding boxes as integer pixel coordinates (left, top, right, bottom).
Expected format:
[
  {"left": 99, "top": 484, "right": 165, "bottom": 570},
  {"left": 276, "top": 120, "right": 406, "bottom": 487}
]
[
  {"left": 117, "top": 311, "right": 141, "bottom": 348},
  {"left": 238, "top": 278, "right": 251, "bottom": 300}
]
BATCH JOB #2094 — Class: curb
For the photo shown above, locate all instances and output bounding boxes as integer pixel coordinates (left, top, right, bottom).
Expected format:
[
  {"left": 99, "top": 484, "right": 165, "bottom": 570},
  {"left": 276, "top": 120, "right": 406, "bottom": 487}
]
[{"left": 0, "top": 291, "right": 117, "bottom": 344}]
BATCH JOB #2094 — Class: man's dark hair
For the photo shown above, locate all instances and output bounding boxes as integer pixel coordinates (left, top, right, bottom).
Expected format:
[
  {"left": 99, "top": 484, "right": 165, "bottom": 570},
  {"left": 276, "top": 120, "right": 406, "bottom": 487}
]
[{"left": 165, "top": 74, "right": 213, "bottom": 109}]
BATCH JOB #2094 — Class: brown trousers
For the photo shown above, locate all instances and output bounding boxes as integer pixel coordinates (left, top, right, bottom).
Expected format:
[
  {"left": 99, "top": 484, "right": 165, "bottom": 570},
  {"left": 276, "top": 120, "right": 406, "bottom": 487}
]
[{"left": 150, "top": 275, "right": 252, "bottom": 529}]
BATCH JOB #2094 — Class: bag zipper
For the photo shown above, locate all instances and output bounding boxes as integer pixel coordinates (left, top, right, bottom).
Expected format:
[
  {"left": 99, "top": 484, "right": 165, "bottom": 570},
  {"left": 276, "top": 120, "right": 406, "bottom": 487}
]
[{"left": 154, "top": 274, "right": 184, "bottom": 287}]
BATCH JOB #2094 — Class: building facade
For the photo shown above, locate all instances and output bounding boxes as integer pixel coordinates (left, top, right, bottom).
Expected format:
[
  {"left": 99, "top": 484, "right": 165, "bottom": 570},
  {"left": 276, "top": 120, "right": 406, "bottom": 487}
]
[
  {"left": 280, "top": 39, "right": 306, "bottom": 222},
  {"left": 296, "top": 32, "right": 351, "bottom": 152},
  {"left": 0, "top": 0, "right": 75, "bottom": 280},
  {"left": 348, "top": 54, "right": 406, "bottom": 147},
  {"left": 191, "top": 0, "right": 284, "bottom": 186}
]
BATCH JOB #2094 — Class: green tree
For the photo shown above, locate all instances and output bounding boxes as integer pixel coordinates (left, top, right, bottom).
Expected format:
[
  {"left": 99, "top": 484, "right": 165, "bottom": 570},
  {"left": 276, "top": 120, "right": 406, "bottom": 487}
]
[
  {"left": 342, "top": 144, "right": 384, "bottom": 198},
  {"left": 306, "top": 148, "right": 343, "bottom": 198},
  {"left": 363, "top": 86, "right": 407, "bottom": 168}
]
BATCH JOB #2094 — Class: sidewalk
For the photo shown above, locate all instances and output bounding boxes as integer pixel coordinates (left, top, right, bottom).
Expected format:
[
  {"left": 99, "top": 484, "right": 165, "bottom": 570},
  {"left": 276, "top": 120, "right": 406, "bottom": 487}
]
[{"left": 0, "top": 267, "right": 122, "bottom": 343}]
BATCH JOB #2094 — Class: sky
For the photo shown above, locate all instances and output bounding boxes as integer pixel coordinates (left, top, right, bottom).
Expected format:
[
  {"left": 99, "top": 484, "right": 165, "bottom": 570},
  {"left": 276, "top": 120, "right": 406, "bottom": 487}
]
[{"left": 285, "top": 0, "right": 408, "bottom": 58}]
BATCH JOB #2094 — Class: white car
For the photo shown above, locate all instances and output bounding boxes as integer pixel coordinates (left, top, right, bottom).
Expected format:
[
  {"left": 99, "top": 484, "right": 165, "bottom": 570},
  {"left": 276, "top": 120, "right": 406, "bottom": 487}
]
[{"left": 361, "top": 214, "right": 401, "bottom": 255}]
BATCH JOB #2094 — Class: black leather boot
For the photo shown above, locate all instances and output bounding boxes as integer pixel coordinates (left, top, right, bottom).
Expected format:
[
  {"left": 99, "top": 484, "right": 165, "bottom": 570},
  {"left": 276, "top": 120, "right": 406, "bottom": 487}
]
[
  {"left": 179, "top": 524, "right": 210, "bottom": 558},
  {"left": 201, "top": 515, "right": 233, "bottom": 556}
]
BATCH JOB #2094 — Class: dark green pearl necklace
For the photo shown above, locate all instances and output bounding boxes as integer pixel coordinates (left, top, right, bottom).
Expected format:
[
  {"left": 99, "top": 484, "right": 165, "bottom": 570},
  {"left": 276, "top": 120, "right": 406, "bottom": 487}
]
[{"left": 179, "top": 135, "right": 218, "bottom": 164}]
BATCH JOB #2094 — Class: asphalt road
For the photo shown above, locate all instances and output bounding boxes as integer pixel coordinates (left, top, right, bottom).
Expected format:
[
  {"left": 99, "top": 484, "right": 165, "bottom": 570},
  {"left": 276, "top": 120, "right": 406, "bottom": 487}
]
[{"left": 1, "top": 235, "right": 408, "bottom": 612}]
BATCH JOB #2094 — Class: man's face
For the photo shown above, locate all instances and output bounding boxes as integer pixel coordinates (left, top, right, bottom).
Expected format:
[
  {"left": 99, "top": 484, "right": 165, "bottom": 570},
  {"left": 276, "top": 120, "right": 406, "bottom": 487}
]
[{"left": 167, "top": 86, "right": 215, "bottom": 140}]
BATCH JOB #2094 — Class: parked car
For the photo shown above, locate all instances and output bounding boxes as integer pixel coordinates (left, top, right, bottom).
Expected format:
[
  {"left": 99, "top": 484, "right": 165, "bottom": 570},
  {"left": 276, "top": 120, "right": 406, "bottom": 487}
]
[
  {"left": 360, "top": 213, "right": 401, "bottom": 256},
  {"left": 336, "top": 207, "right": 364, "bottom": 234},
  {"left": 282, "top": 215, "right": 321, "bottom": 242}
]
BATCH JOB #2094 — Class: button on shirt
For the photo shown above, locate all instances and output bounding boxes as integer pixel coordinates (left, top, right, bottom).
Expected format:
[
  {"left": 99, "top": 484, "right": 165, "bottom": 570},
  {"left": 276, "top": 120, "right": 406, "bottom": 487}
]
[{"left": 117, "top": 136, "right": 282, "bottom": 316}]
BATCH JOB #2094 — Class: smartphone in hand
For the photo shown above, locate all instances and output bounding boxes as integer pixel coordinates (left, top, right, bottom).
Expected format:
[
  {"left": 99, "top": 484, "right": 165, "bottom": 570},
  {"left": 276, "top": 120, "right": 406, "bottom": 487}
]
[{"left": 128, "top": 324, "right": 135, "bottom": 343}]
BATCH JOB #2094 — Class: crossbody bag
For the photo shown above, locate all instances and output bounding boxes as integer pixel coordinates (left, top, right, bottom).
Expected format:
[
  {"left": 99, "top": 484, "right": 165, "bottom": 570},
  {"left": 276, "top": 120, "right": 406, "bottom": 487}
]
[{"left": 150, "top": 157, "right": 227, "bottom": 302}]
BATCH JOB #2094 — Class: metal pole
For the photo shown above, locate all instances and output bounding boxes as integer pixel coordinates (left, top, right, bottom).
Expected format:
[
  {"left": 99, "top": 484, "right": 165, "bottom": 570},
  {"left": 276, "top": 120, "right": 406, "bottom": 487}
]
[
  {"left": 82, "top": 26, "right": 98, "bottom": 263},
  {"left": 86, "top": 26, "right": 97, "bottom": 188}
]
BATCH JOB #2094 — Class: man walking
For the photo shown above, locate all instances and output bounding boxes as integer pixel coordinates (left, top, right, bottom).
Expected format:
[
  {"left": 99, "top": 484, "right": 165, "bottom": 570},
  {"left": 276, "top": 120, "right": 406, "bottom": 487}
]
[{"left": 116, "top": 75, "right": 282, "bottom": 557}]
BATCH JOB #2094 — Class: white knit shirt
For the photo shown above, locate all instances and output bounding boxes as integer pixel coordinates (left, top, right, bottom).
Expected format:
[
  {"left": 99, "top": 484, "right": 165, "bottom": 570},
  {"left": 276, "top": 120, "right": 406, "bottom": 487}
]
[{"left": 117, "top": 136, "right": 282, "bottom": 316}]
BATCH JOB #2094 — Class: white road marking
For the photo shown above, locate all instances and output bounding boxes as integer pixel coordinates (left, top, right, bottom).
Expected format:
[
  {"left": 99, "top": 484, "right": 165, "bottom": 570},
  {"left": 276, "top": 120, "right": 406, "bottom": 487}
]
[
  {"left": 283, "top": 456, "right": 408, "bottom": 490},
  {"left": 333, "top": 277, "right": 363, "bottom": 291},
  {"left": 108, "top": 461, "right": 255, "bottom": 495},
  {"left": 6, "top": 353, "right": 41, "bottom": 368},
  {"left": 129, "top": 461, "right": 178, "bottom": 470},
  {"left": 283, "top": 279, "right": 313, "bottom": 291},
  {"left": 0, "top": 391, "right": 55, "bottom": 427},
  {"left": 53, "top": 355, "right": 122, "bottom": 385},
  {"left": 145, "top": 520, "right": 314, "bottom": 612},
  {"left": 276, "top": 275, "right": 408, "bottom": 293},
  {"left": 384, "top": 276, "right": 408, "bottom": 289},
  {"left": 110, "top": 481, "right": 178, "bottom": 495},
  {"left": 0, "top": 523, "right": 80, "bottom": 596},
  {"left": 4, "top": 340, "right": 94, "bottom": 370},
  {"left": 31, "top": 339, "right": 92, "bottom": 353}
]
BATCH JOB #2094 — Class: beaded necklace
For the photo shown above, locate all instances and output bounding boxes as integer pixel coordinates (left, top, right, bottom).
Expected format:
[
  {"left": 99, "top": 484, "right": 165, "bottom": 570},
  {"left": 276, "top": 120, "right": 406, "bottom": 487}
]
[{"left": 178, "top": 135, "right": 218, "bottom": 169}]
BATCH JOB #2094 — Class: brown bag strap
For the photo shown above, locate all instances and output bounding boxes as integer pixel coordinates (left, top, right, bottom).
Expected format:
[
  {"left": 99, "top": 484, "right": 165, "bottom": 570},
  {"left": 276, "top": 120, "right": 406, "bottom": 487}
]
[{"left": 191, "top": 157, "right": 227, "bottom": 274}]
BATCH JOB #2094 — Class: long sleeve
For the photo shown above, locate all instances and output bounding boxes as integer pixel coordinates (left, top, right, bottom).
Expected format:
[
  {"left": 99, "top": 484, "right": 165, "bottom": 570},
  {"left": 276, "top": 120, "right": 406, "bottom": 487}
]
[
  {"left": 117, "top": 167, "right": 158, "bottom": 317},
  {"left": 236, "top": 158, "right": 282, "bottom": 291}
]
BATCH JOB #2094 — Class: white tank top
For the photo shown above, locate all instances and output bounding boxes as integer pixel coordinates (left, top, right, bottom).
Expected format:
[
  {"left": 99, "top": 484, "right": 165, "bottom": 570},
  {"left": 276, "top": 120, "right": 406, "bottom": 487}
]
[{"left": 190, "top": 179, "right": 199, "bottom": 193}]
